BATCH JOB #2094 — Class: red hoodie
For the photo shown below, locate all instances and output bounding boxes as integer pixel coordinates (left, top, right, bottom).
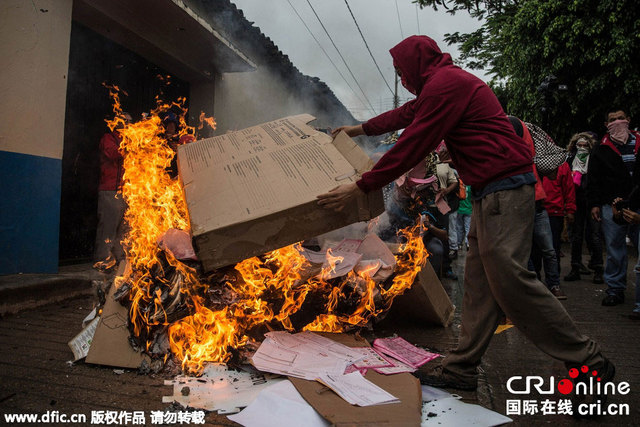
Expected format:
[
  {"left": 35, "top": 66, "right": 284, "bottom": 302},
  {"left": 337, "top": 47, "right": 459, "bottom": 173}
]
[
  {"left": 98, "top": 131, "right": 123, "bottom": 191},
  {"left": 358, "top": 36, "right": 533, "bottom": 193},
  {"left": 541, "top": 162, "right": 576, "bottom": 216}
]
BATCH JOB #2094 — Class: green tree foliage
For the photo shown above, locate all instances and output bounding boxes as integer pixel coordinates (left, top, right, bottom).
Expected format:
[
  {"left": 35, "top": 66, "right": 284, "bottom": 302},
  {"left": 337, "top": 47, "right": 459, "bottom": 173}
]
[{"left": 415, "top": 0, "right": 640, "bottom": 144}]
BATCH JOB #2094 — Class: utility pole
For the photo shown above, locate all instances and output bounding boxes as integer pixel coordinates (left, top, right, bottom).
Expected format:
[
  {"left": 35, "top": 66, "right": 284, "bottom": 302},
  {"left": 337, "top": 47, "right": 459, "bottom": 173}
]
[{"left": 394, "top": 73, "right": 399, "bottom": 109}]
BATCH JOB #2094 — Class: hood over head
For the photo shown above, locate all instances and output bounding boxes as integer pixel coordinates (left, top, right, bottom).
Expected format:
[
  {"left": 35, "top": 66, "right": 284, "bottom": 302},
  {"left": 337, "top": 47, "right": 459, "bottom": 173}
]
[{"left": 389, "top": 36, "right": 454, "bottom": 96}]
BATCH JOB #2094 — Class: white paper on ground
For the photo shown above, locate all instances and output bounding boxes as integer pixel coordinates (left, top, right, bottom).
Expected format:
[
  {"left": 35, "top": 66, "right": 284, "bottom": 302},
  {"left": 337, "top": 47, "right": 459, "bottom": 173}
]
[
  {"left": 421, "top": 384, "right": 453, "bottom": 402},
  {"left": 227, "top": 380, "right": 330, "bottom": 427},
  {"left": 252, "top": 336, "right": 349, "bottom": 380},
  {"left": 316, "top": 371, "right": 400, "bottom": 407},
  {"left": 421, "top": 396, "right": 512, "bottom": 426},
  {"left": 163, "top": 363, "right": 283, "bottom": 414},
  {"left": 68, "top": 316, "right": 100, "bottom": 361}
]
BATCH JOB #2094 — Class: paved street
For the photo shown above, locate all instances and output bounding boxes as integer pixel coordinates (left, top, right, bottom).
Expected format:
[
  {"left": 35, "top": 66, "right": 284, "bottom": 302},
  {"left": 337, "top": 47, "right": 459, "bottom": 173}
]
[{"left": 0, "top": 244, "right": 638, "bottom": 426}]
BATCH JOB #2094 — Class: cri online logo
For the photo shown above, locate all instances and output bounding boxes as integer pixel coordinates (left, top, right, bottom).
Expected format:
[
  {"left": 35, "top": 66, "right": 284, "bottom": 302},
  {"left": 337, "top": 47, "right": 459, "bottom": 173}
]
[{"left": 507, "top": 365, "right": 630, "bottom": 396}]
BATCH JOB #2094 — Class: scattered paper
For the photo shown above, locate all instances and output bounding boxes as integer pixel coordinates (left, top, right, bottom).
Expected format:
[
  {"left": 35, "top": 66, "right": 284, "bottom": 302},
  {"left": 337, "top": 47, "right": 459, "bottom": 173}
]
[
  {"left": 373, "top": 337, "right": 440, "bottom": 368},
  {"left": 352, "top": 347, "right": 393, "bottom": 369},
  {"left": 317, "top": 371, "right": 399, "bottom": 407},
  {"left": 373, "top": 354, "right": 417, "bottom": 375},
  {"left": 252, "top": 333, "right": 353, "bottom": 381},
  {"left": 67, "top": 317, "right": 100, "bottom": 361},
  {"left": 163, "top": 364, "right": 283, "bottom": 414},
  {"left": 421, "top": 396, "right": 512, "bottom": 426},
  {"left": 82, "top": 307, "right": 98, "bottom": 328},
  {"left": 228, "top": 380, "right": 330, "bottom": 427},
  {"left": 421, "top": 385, "right": 453, "bottom": 402}
]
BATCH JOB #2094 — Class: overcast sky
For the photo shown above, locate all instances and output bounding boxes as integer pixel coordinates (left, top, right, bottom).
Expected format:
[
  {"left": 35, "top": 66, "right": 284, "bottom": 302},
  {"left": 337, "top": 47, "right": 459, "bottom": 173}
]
[{"left": 232, "top": 0, "right": 485, "bottom": 121}]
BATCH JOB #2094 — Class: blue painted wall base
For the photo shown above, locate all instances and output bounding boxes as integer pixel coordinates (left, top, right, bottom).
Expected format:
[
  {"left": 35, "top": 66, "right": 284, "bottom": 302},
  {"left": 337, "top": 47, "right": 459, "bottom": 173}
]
[{"left": 1, "top": 150, "right": 61, "bottom": 274}]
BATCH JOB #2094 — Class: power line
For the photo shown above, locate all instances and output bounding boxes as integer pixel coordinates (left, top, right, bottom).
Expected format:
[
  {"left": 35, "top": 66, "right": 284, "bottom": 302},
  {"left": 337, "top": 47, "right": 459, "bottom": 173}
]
[
  {"left": 395, "top": 0, "right": 404, "bottom": 39},
  {"left": 343, "top": 0, "right": 394, "bottom": 97},
  {"left": 305, "top": 0, "right": 377, "bottom": 115},
  {"left": 285, "top": 0, "right": 369, "bottom": 112},
  {"left": 415, "top": 3, "right": 421, "bottom": 34}
]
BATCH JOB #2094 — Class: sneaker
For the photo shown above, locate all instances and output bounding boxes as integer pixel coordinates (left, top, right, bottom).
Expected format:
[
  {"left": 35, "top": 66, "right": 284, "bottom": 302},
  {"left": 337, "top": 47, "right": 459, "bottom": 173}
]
[
  {"left": 602, "top": 294, "right": 624, "bottom": 306},
  {"left": 629, "top": 311, "right": 640, "bottom": 320},
  {"left": 413, "top": 368, "right": 477, "bottom": 391},
  {"left": 564, "top": 268, "right": 581, "bottom": 281},
  {"left": 448, "top": 250, "right": 458, "bottom": 259},
  {"left": 550, "top": 286, "right": 567, "bottom": 300},
  {"left": 592, "top": 269, "right": 604, "bottom": 284}
]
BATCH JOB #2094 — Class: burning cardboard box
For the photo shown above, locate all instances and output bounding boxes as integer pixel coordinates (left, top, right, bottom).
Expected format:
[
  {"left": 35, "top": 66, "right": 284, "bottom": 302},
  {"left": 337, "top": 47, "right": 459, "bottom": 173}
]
[{"left": 177, "top": 114, "right": 384, "bottom": 272}]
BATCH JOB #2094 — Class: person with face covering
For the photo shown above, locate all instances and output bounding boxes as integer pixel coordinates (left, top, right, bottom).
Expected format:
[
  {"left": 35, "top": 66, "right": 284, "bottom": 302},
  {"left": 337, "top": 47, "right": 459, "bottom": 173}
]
[
  {"left": 587, "top": 109, "right": 640, "bottom": 306},
  {"left": 317, "top": 36, "right": 613, "bottom": 392},
  {"left": 564, "top": 132, "right": 604, "bottom": 284}
]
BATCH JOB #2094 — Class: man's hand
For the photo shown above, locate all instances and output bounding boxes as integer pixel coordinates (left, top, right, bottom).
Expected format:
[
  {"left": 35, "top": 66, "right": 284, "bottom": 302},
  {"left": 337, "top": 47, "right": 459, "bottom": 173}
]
[
  {"left": 591, "top": 206, "right": 601, "bottom": 222},
  {"left": 622, "top": 208, "right": 640, "bottom": 224},
  {"left": 331, "top": 125, "right": 365, "bottom": 139},
  {"left": 317, "top": 183, "right": 363, "bottom": 212}
]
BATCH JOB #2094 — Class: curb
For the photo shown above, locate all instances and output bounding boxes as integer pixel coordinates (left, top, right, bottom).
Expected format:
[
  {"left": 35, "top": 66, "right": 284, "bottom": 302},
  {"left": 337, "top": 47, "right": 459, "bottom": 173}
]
[{"left": 0, "top": 276, "right": 95, "bottom": 316}]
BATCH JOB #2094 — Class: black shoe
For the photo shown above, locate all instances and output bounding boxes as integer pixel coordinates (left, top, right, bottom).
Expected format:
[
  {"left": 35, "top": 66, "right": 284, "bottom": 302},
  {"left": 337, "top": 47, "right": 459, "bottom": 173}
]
[
  {"left": 413, "top": 369, "right": 477, "bottom": 391},
  {"left": 570, "top": 358, "right": 616, "bottom": 418},
  {"left": 592, "top": 269, "right": 604, "bottom": 284},
  {"left": 576, "top": 263, "right": 591, "bottom": 274},
  {"left": 564, "top": 268, "right": 581, "bottom": 281},
  {"left": 602, "top": 294, "right": 624, "bottom": 306}
]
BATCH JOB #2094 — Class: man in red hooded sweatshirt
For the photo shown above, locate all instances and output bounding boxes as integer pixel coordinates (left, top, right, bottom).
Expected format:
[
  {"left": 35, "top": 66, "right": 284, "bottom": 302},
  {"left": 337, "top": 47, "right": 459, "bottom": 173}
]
[{"left": 317, "top": 36, "right": 612, "bottom": 392}]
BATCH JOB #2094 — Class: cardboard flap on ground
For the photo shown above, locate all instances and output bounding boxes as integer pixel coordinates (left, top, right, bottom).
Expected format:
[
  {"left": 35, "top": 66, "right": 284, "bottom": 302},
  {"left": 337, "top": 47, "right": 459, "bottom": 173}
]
[
  {"left": 177, "top": 114, "right": 384, "bottom": 271},
  {"left": 390, "top": 261, "right": 455, "bottom": 327},
  {"left": 86, "top": 263, "right": 148, "bottom": 368},
  {"left": 289, "top": 333, "right": 422, "bottom": 426}
]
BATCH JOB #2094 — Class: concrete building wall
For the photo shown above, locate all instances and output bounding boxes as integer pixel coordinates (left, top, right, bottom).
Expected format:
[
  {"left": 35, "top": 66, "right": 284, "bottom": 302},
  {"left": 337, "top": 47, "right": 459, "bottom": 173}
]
[{"left": 0, "top": 0, "right": 73, "bottom": 274}]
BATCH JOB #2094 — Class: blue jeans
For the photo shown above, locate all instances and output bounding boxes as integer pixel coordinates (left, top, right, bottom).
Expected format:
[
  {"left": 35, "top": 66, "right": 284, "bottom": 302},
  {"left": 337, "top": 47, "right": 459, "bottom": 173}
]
[
  {"left": 531, "top": 209, "right": 560, "bottom": 288},
  {"left": 456, "top": 213, "right": 471, "bottom": 247},
  {"left": 600, "top": 205, "right": 628, "bottom": 296},
  {"left": 448, "top": 211, "right": 459, "bottom": 249}
]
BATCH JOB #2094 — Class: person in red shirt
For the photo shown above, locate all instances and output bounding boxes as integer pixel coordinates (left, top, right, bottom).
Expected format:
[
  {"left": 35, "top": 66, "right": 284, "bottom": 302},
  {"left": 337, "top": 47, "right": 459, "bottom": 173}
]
[
  {"left": 317, "top": 36, "right": 612, "bottom": 391},
  {"left": 540, "top": 162, "right": 576, "bottom": 275},
  {"left": 93, "top": 112, "right": 131, "bottom": 264}
]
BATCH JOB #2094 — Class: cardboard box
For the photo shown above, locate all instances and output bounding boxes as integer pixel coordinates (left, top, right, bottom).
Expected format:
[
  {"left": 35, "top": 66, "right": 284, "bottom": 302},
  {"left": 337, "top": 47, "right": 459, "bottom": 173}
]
[
  {"left": 289, "top": 333, "right": 422, "bottom": 426},
  {"left": 85, "top": 263, "right": 148, "bottom": 368},
  {"left": 177, "top": 114, "right": 384, "bottom": 271},
  {"left": 390, "top": 261, "right": 455, "bottom": 327}
]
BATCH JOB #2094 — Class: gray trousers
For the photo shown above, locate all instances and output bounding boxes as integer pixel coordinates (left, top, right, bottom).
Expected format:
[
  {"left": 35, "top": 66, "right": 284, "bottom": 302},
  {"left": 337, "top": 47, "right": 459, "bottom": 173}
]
[
  {"left": 443, "top": 185, "right": 604, "bottom": 381},
  {"left": 94, "top": 190, "right": 127, "bottom": 262}
]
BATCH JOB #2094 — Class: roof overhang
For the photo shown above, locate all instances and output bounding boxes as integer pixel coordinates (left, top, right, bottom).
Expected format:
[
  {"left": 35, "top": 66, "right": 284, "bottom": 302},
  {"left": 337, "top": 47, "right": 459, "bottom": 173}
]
[{"left": 73, "top": 0, "right": 256, "bottom": 82}]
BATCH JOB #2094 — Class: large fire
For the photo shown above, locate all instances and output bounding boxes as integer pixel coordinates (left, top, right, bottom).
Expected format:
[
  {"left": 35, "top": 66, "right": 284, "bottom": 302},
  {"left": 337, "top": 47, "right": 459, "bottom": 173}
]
[{"left": 104, "top": 86, "right": 428, "bottom": 374}]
